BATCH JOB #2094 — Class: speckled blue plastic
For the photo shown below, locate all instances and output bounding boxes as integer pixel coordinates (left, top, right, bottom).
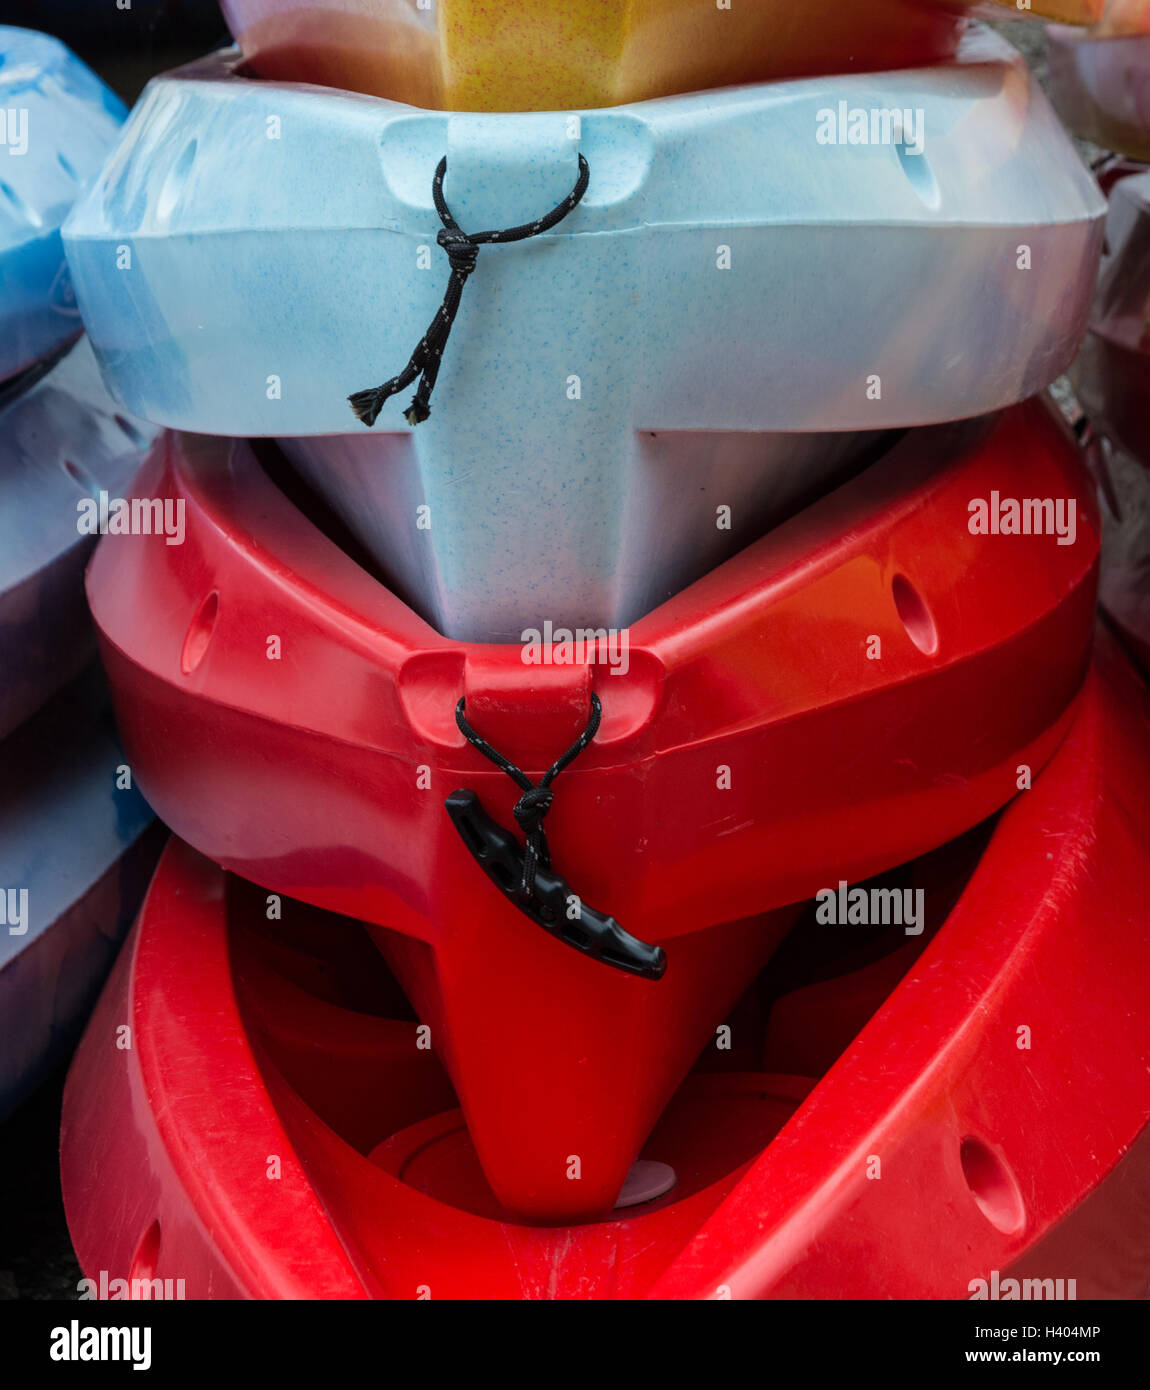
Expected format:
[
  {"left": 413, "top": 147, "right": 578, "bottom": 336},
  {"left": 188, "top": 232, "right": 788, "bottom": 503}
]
[
  {"left": 0, "top": 336, "right": 160, "bottom": 742},
  {"left": 0, "top": 665, "right": 158, "bottom": 1123},
  {"left": 63, "top": 28, "right": 1105, "bottom": 639},
  {"left": 0, "top": 27, "right": 126, "bottom": 384}
]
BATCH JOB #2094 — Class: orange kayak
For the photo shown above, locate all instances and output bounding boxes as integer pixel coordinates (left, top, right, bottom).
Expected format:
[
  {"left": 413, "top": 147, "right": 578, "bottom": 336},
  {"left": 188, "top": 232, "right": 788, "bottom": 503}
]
[
  {"left": 218, "top": 0, "right": 1105, "bottom": 111},
  {"left": 1095, "top": 0, "right": 1150, "bottom": 35}
]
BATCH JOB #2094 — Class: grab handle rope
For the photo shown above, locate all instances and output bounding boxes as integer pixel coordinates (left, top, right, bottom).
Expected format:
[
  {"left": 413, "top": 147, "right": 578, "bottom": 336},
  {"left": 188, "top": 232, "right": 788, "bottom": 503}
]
[{"left": 349, "top": 154, "right": 591, "bottom": 428}]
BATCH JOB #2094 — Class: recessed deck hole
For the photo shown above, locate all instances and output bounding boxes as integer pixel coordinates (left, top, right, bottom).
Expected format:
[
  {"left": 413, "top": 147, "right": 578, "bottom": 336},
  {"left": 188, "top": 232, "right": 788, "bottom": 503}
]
[
  {"left": 128, "top": 1220, "right": 162, "bottom": 1287},
  {"left": 61, "top": 456, "right": 100, "bottom": 498},
  {"left": 892, "top": 573, "right": 939, "bottom": 656},
  {"left": 897, "top": 144, "right": 940, "bottom": 209},
  {"left": 960, "top": 1137, "right": 1025, "bottom": 1235},
  {"left": 0, "top": 180, "right": 42, "bottom": 227},
  {"left": 180, "top": 591, "right": 219, "bottom": 675}
]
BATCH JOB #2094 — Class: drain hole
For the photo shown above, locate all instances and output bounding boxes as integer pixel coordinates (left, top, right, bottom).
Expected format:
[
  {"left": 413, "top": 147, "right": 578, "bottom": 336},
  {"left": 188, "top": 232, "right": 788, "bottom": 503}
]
[
  {"left": 114, "top": 413, "right": 147, "bottom": 446},
  {"left": 128, "top": 1220, "right": 162, "bottom": 1287},
  {"left": 960, "top": 1137, "right": 1025, "bottom": 1235},
  {"left": 0, "top": 180, "right": 42, "bottom": 228},
  {"left": 892, "top": 573, "right": 939, "bottom": 656},
  {"left": 62, "top": 456, "right": 99, "bottom": 498},
  {"left": 180, "top": 592, "right": 219, "bottom": 675},
  {"left": 896, "top": 144, "right": 940, "bottom": 210}
]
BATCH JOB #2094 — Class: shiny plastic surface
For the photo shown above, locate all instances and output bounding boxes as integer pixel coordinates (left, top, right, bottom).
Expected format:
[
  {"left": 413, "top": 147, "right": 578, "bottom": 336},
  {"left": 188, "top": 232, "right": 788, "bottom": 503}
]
[
  {"left": 0, "top": 667, "right": 158, "bottom": 1122},
  {"left": 1047, "top": 22, "right": 1150, "bottom": 158},
  {"left": 85, "top": 401, "right": 1099, "bottom": 1218},
  {"left": 63, "top": 30, "right": 1104, "bottom": 637},
  {"left": 218, "top": 0, "right": 1103, "bottom": 110},
  {"left": 0, "top": 27, "right": 125, "bottom": 383},
  {"left": 1088, "top": 0, "right": 1150, "bottom": 34},
  {"left": 59, "top": 633, "right": 1150, "bottom": 1296},
  {"left": 284, "top": 430, "right": 894, "bottom": 640},
  {"left": 0, "top": 338, "right": 160, "bottom": 742}
]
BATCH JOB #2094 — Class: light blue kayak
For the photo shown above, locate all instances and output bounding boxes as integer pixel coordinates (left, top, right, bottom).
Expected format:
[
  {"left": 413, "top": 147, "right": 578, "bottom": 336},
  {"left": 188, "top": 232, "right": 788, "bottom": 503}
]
[
  {"left": 0, "top": 26, "right": 126, "bottom": 384},
  {"left": 0, "top": 664, "right": 160, "bottom": 1124},
  {"left": 0, "top": 336, "right": 160, "bottom": 743},
  {"left": 63, "top": 28, "right": 1105, "bottom": 639}
]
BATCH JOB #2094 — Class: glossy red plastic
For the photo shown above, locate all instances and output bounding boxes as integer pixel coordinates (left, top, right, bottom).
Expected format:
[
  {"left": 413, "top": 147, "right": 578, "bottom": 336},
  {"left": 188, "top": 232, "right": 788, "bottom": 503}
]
[
  {"left": 60, "top": 632, "right": 1150, "bottom": 1297},
  {"left": 85, "top": 404, "right": 1099, "bottom": 1219}
]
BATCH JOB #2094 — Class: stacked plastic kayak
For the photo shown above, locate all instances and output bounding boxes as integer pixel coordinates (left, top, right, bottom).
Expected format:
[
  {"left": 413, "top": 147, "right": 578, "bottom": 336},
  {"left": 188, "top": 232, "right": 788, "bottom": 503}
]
[
  {"left": 66, "top": 24, "right": 1107, "bottom": 641},
  {"left": 55, "top": 3, "right": 1150, "bottom": 1295},
  {"left": 1049, "top": 6, "right": 1150, "bottom": 676},
  {"left": 218, "top": 0, "right": 1104, "bottom": 107},
  {"left": 0, "top": 29, "right": 162, "bottom": 1121},
  {"left": 1049, "top": 0, "right": 1150, "bottom": 159},
  {"left": 1081, "top": 168, "right": 1150, "bottom": 673}
]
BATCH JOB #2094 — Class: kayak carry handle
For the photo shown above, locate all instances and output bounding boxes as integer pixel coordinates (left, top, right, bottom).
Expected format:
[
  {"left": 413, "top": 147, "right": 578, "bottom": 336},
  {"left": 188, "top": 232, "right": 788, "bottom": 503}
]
[{"left": 445, "top": 789, "right": 667, "bottom": 981}]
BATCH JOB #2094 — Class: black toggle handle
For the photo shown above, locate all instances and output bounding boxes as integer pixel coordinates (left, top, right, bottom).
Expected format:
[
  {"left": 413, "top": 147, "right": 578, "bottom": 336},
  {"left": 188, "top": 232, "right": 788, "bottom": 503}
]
[{"left": 445, "top": 789, "right": 667, "bottom": 981}]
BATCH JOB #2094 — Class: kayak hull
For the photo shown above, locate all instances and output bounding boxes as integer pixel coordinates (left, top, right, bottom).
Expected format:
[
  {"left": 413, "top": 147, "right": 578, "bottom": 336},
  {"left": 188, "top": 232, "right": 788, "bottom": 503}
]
[
  {"left": 217, "top": 0, "right": 1102, "bottom": 110},
  {"left": 0, "top": 338, "right": 160, "bottom": 743},
  {"left": 1074, "top": 168, "right": 1150, "bottom": 471},
  {"left": 280, "top": 428, "right": 893, "bottom": 640},
  {"left": 62, "top": 32, "right": 1104, "bottom": 636},
  {"left": 0, "top": 668, "right": 160, "bottom": 1123},
  {"left": 1092, "top": 442, "right": 1150, "bottom": 676},
  {"left": 1048, "top": 24, "right": 1150, "bottom": 158},
  {"left": 84, "top": 402, "right": 1099, "bottom": 1217},
  {"left": 63, "top": 31, "right": 1104, "bottom": 440},
  {"left": 59, "top": 632, "right": 1150, "bottom": 1296},
  {"left": 0, "top": 27, "right": 125, "bottom": 384}
]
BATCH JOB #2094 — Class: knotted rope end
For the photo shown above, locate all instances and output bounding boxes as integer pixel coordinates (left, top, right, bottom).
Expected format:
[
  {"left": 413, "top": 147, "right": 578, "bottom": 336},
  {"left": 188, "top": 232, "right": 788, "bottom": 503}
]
[
  {"left": 347, "top": 387, "right": 386, "bottom": 428},
  {"left": 513, "top": 786, "right": 554, "bottom": 838},
  {"left": 347, "top": 152, "right": 589, "bottom": 427}
]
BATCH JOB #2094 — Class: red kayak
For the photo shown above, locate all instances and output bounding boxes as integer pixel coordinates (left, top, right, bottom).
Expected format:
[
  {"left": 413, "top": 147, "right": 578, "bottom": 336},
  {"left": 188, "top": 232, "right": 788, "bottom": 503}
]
[
  {"left": 80, "top": 402, "right": 1098, "bottom": 1222},
  {"left": 60, "top": 630, "right": 1150, "bottom": 1297}
]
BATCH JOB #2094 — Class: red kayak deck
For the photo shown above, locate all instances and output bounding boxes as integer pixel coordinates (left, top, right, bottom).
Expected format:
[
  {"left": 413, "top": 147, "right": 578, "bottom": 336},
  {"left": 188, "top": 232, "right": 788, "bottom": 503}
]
[
  {"left": 84, "top": 404, "right": 1100, "bottom": 1221},
  {"left": 61, "top": 632, "right": 1150, "bottom": 1298}
]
